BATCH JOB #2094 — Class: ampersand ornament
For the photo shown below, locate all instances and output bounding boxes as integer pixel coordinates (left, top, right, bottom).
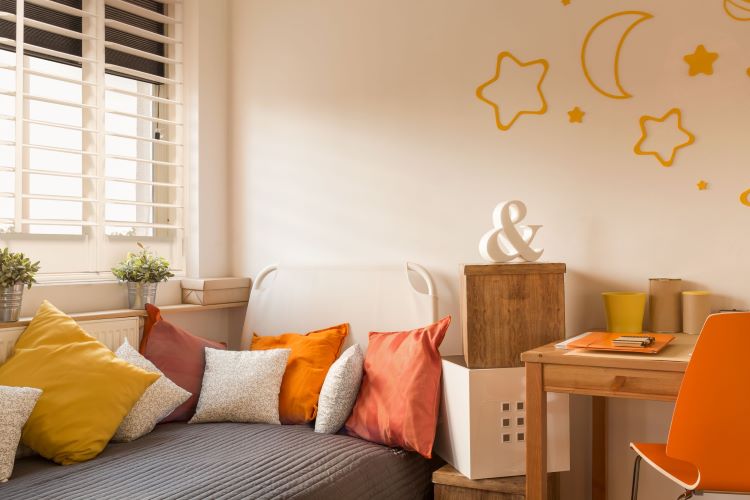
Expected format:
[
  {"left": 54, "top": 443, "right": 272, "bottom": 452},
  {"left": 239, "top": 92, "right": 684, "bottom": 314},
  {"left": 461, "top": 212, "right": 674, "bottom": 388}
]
[{"left": 479, "top": 200, "right": 544, "bottom": 263}]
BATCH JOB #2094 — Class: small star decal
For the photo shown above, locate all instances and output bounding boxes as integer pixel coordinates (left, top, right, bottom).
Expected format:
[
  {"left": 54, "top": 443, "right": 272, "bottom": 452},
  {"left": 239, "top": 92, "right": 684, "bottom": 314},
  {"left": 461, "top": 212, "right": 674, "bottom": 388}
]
[
  {"left": 683, "top": 45, "right": 718, "bottom": 76},
  {"left": 561, "top": 0, "right": 571, "bottom": 5},
  {"left": 633, "top": 108, "right": 695, "bottom": 167},
  {"left": 697, "top": 180, "right": 708, "bottom": 190},
  {"left": 476, "top": 52, "right": 549, "bottom": 131},
  {"left": 568, "top": 106, "right": 585, "bottom": 123}
]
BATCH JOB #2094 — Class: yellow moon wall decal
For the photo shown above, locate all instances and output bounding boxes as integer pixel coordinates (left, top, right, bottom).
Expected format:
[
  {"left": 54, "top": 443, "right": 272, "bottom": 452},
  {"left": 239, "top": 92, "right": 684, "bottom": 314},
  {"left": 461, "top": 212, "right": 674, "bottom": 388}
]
[
  {"left": 724, "top": 0, "right": 750, "bottom": 20},
  {"left": 581, "top": 11, "right": 653, "bottom": 99},
  {"left": 741, "top": 188, "right": 750, "bottom": 206}
]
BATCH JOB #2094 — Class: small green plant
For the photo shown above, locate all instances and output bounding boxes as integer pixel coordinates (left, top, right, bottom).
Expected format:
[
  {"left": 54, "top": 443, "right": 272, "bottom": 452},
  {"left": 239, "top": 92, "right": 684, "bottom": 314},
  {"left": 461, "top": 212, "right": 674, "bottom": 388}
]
[
  {"left": 0, "top": 248, "right": 40, "bottom": 289},
  {"left": 112, "top": 243, "right": 174, "bottom": 283}
]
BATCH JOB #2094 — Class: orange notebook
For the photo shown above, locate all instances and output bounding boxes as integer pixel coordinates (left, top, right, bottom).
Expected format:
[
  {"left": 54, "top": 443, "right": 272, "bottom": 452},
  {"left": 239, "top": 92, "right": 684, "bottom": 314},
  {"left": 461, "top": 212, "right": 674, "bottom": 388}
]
[{"left": 566, "top": 332, "right": 676, "bottom": 354}]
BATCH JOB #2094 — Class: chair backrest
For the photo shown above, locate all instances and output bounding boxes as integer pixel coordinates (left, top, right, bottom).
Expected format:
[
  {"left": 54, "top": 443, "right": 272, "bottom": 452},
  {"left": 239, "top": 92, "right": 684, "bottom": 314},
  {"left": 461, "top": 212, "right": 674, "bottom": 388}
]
[
  {"left": 240, "top": 263, "right": 438, "bottom": 351},
  {"left": 666, "top": 312, "right": 750, "bottom": 491}
]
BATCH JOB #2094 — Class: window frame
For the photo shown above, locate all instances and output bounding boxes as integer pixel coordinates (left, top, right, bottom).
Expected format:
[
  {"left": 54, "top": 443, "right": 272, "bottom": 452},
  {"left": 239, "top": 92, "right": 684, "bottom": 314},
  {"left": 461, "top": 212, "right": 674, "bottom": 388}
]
[{"left": 0, "top": 0, "right": 186, "bottom": 284}]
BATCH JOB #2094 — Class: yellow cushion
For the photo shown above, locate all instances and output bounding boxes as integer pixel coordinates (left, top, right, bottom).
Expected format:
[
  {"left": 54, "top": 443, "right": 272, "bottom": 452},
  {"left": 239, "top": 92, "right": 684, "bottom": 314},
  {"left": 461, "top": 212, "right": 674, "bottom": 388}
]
[{"left": 0, "top": 301, "right": 159, "bottom": 464}]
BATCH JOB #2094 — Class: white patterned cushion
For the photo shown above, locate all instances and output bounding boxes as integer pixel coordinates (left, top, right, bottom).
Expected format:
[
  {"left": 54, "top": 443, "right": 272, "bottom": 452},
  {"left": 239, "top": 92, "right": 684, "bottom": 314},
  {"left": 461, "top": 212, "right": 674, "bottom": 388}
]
[
  {"left": 315, "top": 345, "right": 364, "bottom": 434},
  {"left": 112, "top": 340, "right": 191, "bottom": 442},
  {"left": 189, "top": 348, "right": 290, "bottom": 425},
  {"left": 1, "top": 386, "right": 42, "bottom": 482}
]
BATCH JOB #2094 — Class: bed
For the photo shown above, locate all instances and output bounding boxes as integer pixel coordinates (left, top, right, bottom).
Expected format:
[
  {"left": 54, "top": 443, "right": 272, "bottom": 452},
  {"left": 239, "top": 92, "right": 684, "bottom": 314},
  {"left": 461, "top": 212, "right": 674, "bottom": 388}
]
[
  {"left": 3, "top": 263, "right": 442, "bottom": 499},
  {"left": 6, "top": 423, "right": 436, "bottom": 499}
]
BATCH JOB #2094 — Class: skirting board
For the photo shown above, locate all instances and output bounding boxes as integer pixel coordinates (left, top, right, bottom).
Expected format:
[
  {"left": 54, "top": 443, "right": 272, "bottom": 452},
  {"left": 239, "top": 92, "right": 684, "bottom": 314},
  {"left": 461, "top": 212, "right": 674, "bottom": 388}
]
[{"left": 0, "top": 317, "right": 140, "bottom": 364}]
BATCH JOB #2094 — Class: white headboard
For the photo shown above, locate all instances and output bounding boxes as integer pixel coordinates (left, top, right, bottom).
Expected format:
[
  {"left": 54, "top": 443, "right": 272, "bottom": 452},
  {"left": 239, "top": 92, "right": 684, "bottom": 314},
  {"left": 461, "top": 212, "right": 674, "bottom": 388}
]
[{"left": 240, "top": 263, "right": 438, "bottom": 350}]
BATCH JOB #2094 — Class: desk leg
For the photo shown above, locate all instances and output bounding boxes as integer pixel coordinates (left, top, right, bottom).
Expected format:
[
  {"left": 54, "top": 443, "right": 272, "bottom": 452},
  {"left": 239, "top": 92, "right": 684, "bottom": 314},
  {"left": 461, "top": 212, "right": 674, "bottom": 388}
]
[
  {"left": 526, "top": 361, "right": 547, "bottom": 500},
  {"left": 592, "top": 396, "right": 607, "bottom": 500}
]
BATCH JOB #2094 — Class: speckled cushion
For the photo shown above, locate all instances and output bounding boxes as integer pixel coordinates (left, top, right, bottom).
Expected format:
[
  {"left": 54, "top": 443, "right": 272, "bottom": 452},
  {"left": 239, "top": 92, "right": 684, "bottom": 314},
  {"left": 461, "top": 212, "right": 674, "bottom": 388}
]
[
  {"left": 1, "top": 386, "right": 42, "bottom": 482},
  {"left": 315, "top": 345, "right": 364, "bottom": 434},
  {"left": 112, "top": 340, "right": 191, "bottom": 442},
  {"left": 189, "top": 348, "right": 290, "bottom": 425}
]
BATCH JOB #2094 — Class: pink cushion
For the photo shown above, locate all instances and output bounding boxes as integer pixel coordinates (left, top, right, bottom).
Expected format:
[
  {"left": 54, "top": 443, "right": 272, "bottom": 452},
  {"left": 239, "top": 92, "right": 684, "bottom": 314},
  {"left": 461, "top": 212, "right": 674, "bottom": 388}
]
[
  {"left": 344, "top": 316, "right": 450, "bottom": 458},
  {"left": 141, "top": 304, "right": 226, "bottom": 422}
]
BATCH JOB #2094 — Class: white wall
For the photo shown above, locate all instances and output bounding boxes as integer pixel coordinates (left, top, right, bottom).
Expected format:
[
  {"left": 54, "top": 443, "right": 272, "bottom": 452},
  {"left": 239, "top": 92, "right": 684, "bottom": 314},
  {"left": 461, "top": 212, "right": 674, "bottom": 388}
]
[
  {"left": 185, "top": 0, "right": 231, "bottom": 278},
  {"left": 226, "top": 1, "right": 750, "bottom": 498}
]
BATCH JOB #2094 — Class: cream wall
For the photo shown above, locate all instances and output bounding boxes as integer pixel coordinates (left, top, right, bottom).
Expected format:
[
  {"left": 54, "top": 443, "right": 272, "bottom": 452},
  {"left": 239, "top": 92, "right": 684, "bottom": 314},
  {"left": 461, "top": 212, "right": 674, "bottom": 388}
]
[
  {"left": 185, "top": 0, "right": 231, "bottom": 278},
  {"left": 226, "top": 1, "right": 750, "bottom": 499}
]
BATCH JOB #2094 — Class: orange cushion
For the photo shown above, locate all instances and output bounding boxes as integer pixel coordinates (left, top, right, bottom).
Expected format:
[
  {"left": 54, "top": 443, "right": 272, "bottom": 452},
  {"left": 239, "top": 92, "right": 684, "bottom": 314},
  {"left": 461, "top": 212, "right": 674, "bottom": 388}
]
[
  {"left": 251, "top": 324, "right": 348, "bottom": 424},
  {"left": 344, "top": 316, "right": 451, "bottom": 458}
]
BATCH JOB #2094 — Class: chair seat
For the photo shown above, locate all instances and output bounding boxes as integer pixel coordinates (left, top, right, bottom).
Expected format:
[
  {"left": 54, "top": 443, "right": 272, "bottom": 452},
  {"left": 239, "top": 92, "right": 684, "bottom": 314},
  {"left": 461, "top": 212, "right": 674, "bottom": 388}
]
[{"left": 630, "top": 442, "right": 700, "bottom": 491}]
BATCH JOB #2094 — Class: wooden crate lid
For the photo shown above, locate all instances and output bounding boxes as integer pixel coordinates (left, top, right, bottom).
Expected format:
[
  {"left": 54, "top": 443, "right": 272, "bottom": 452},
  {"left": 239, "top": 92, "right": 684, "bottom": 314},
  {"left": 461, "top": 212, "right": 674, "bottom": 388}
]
[
  {"left": 432, "top": 464, "right": 525, "bottom": 494},
  {"left": 462, "top": 262, "right": 566, "bottom": 276}
]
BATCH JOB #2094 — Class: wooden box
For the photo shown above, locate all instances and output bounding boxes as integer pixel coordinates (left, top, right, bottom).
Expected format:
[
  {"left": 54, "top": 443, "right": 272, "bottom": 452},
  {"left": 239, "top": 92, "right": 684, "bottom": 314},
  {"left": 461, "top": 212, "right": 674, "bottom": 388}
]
[
  {"left": 433, "top": 464, "right": 559, "bottom": 500},
  {"left": 461, "top": 263, "right": 565, "bottom": 368},
  {"left": 434, "top": 357, "right": 569, "bottom": 480},
  {"left": 181, "top": 277, "right": 251, "bottom": 305}
]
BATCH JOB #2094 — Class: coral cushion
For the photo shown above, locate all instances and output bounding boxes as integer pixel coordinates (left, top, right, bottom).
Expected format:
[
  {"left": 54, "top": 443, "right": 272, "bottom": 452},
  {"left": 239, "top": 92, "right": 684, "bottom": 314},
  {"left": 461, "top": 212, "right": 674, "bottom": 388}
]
[
  {"left": 140, "top": 304, "right": 226, "bottom": 422},
  {"left": 344, "top": 316, "right": 450, "bottom": 458},
  {"left": 251, "top": 324, "right": 348, "bottom": 424},
  {"left": 0, "top": 301, "right": 159, "bottom": 464}
]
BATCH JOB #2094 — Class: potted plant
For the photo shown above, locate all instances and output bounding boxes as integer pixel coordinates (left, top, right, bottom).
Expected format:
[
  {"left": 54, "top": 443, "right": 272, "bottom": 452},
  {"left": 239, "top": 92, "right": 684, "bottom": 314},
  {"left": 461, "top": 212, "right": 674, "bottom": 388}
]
[
  {"left": 112, "top": 243, "right": 174, "bottom": 309},
  {"left": 0, "top": 248, "right": 40, "bottom": 322}
]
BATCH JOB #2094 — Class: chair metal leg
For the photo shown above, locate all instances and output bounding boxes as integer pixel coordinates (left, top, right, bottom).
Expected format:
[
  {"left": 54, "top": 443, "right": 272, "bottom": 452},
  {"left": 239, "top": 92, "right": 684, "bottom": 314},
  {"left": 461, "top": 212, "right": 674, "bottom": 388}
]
[
  {"left": 677, "top": 491, "right": 694, "bottom": 500},
  {"left": 631, "top": 455, "right": 642, "bottom": 500}
]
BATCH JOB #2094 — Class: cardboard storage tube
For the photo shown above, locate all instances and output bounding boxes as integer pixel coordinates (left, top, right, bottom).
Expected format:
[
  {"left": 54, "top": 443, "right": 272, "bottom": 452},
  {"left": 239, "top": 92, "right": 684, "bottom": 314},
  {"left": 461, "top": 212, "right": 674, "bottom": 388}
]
[
  {"left": 649, "top": 278, "right": 682, "bottom": 333},
  {"left": 682, "top": 291, "right": 711, "bottom": 335}
]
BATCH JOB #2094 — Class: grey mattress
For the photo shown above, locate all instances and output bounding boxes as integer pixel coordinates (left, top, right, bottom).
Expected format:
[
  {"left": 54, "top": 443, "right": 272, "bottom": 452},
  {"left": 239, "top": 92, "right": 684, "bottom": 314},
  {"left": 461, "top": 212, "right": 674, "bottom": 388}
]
[{"left": 3, "top": 422, "right": 438, "bottom": 500}]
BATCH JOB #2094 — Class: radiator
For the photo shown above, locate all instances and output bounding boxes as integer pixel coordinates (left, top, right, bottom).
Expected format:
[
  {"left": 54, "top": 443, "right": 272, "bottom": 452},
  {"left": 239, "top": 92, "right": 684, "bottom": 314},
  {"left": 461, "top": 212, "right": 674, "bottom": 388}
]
[{"left": 0, "top": 317, "right": 140, "bottom": 364}]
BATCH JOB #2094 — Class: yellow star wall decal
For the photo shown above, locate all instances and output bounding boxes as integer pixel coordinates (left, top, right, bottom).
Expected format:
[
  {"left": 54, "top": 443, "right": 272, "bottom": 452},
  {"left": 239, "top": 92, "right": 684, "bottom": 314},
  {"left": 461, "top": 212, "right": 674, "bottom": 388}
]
[
  {"left": 562, "top": 0, "right": 571, "bottom": 6},
  {"left": 741, "top": 188, "right": 750, "bottom": 206},
  {"left": 568, "top": 106, "right": 585, "bottom": 123},
  {"left": 476, "top": 51, "right": 549, "bottom": 131},
  {"left": 697, "top": 180, "right": 708, "bottom": 190},
  {"left": 683, "top": 45, "right": 719, "bottom": 76},
  {"left": 633, "top": 108, "right": 695, "bottom": 167}
]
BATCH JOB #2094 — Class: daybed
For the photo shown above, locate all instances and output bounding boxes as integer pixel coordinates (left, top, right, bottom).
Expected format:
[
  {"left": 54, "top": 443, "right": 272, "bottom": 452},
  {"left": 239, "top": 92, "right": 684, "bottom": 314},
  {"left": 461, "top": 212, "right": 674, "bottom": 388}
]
[
  {"left": 7, "top": 423, "right": 436, "bottom": 499},
  {"left": 2, "top": 264, "right": 442, "bottom": 499}
]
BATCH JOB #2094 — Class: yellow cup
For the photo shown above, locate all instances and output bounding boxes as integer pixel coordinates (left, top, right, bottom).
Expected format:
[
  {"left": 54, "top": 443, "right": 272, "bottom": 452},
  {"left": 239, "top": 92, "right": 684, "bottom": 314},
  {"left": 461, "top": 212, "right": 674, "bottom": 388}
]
[{"left": 602, "top": 292, "right": 647, "bottom": 333}]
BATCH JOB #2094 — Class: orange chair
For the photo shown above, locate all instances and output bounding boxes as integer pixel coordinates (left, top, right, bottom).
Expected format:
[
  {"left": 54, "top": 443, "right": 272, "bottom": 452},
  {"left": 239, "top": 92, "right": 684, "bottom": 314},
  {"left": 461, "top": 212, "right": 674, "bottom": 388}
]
[{"left": 630, "top": 312, "right": 750, "bottom": 499}]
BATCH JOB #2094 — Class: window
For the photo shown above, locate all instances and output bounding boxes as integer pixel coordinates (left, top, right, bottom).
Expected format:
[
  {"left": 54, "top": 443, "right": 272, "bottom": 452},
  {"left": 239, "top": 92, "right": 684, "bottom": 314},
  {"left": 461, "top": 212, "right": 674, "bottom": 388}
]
[{"left": 0, "top": 0, "right": 184, "bottom": 280}]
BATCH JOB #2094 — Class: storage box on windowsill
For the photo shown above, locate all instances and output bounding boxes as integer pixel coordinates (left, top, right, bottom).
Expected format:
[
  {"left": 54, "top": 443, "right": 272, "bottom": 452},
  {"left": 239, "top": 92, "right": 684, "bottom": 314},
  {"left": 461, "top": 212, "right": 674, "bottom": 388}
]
[{"left": 180, "top": 277, "right": 251, "bottom": 305}]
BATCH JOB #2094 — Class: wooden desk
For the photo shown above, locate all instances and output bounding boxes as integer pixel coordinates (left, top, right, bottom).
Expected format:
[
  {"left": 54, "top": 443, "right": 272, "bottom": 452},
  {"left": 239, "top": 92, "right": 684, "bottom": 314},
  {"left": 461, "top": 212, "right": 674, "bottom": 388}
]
[{"left": 521, "top": 334, "right": 698, "bottom": 500}]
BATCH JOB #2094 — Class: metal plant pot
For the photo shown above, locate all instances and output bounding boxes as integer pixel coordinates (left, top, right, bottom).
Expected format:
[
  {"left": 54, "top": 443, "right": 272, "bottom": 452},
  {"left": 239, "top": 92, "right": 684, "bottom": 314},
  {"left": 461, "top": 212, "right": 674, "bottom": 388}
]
[
  {"left": 127, "top": 282, "right": 158, "bottom": 310},
  {"left": 0, "top": 283, "right": 24, "bottom": 322}
]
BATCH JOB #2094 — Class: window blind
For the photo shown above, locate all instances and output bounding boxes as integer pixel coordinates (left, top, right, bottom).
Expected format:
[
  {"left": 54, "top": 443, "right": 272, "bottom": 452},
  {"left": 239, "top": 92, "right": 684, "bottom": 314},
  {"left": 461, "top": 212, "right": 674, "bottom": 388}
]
[
  {"left": 1, "top": 0, "right": 169, "bottom": 79},
  {"left": 0, "top": 0, "right": 183, "bottom": 278}
]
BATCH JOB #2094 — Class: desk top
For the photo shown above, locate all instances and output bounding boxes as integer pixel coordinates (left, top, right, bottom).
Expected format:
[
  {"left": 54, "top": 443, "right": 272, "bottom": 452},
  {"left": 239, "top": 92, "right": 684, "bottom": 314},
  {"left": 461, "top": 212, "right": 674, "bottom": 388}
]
[{"left": 521, "top": 333, "right": 698, "bottom": 373}]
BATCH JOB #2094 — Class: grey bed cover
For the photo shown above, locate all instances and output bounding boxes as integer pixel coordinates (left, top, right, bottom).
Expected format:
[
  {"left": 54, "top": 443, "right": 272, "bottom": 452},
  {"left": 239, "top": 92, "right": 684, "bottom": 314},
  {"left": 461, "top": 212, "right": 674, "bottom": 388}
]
[{"left": 3, "top": 422, "right": 437, "bottom": 500}]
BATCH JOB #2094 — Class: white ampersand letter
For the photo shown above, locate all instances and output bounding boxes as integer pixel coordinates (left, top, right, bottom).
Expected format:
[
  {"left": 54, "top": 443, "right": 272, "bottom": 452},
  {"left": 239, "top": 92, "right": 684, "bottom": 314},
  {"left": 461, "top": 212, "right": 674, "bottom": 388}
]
[{"left": 478, "top": 200, "right": 543, "bottom": 263}]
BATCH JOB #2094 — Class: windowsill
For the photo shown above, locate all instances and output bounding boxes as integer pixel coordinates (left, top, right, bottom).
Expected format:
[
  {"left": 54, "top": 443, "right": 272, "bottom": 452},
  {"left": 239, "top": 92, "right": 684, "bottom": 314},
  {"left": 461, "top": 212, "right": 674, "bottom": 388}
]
[
  {"left": 35, "top": 273, "right": 186, "bottom": 286},
  {"left": 18, "top": 277, "right": 187, "bottom": 317},
  {"left": 0, "top": 301, "right": 248, "bottom": 329}
]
